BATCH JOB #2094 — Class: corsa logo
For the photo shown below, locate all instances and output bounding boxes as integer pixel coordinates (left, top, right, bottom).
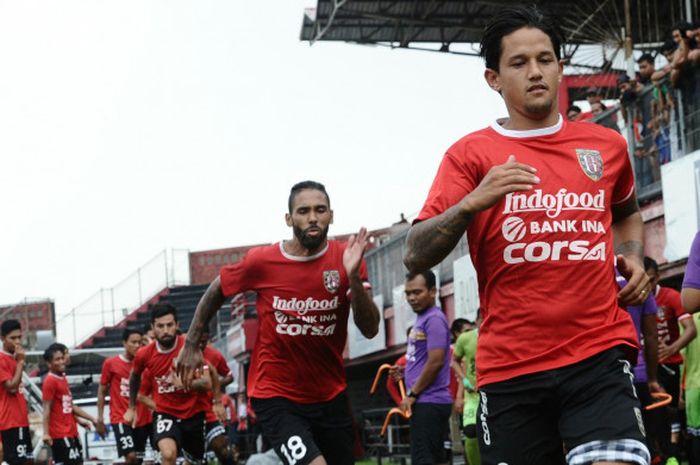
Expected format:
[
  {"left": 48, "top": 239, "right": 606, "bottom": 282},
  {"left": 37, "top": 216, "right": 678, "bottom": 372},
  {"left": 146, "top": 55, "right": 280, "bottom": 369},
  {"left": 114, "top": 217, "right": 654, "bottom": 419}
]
[
  {"left": 276, "top": 323, "right": 336, "bottom": 336},
  {"left": 504, "top": 240, "right": 606, "bottom": 264}
]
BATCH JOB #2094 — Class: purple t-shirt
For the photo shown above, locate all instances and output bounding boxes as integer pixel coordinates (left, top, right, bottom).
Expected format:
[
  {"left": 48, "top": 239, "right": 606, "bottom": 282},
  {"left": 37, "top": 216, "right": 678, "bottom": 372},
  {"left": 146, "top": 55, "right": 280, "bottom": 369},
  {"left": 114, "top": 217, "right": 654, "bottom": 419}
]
[
  {"left": 683, "top": 231, "right": 700, "bottom": 290},
  {"left": 617, "top": 272, "right": 657, "bottom": 382},
  {"left": 405, "top": 306, "right": 452, "bottom": 404}
]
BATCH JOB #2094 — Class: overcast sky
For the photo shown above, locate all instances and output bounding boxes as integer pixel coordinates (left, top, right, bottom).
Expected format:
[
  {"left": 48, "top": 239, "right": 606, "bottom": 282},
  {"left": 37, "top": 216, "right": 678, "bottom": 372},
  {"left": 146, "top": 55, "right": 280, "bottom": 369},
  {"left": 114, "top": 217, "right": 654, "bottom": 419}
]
[{"left": 0, "top": 1, "right": 508, "bottom": 320}]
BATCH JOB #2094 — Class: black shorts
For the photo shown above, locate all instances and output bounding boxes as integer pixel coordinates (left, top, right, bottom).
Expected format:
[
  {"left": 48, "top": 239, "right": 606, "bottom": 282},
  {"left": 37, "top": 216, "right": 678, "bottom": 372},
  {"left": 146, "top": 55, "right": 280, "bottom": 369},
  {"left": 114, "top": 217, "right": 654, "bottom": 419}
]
[
  {"left": 409, "top": 403, "right": 452, "bottom": 465},
  {"left": 205, "top": 421, "right": 227, "bottom": 448},
  {"left": 477, "top": 346, "right": 650, "bottom": 465},
  {"left": 251, "top": 391, "right": 354, "bottom": 465},
  {"left": 134, "top": 423, "right": 152, "bottom": 453},
  {"left": 152, "top": 411, "right": 205, "bottom": 464},
  {"left": 51, "top": 436, "right": 83, "bottom": 465},
  {"left": 0, "top": 427, "right": 33, "bottom": 465},
  {"left": 114, "top": 422, "right": 149, "bottom": 457}
]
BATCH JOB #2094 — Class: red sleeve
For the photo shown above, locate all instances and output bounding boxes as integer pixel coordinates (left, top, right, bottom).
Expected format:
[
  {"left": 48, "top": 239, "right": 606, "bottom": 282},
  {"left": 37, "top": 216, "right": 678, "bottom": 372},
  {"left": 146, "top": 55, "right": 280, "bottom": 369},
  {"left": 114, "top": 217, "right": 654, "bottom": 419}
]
[
  {"left": 100, "top": 358, "right": 112, "bottom": 385},
  {"left": 132, "top": 347, "right": 147, "bottom": 375},
  {"left": 415, "top": 150, "right": 481, "bottom": 223},
  {"left": 611, "top": 138, "right": 635, "bottom": 205},
  {"left": 220, "top": 251, "right": 255, "bottom": 298},
  {"left": 42, "top": 376, "right": 54, "bottom": 401},
  {"left": 0, "top": 358, "right": 12, "bottom": 384},
  {"left": 215, "top": 352, "right": 231, "bottom": 378},
  {"left": 386, "top": 377, "right": 402, "bottom": 406}
]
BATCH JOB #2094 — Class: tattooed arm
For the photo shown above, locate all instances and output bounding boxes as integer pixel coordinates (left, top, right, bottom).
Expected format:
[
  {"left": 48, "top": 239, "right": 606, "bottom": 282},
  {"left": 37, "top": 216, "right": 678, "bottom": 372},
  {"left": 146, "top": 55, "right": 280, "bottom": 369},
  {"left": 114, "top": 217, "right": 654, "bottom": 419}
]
[
  {"left": 611, "top": 194, "right": 650, "bottom": 306},
  {"left": 405, "top": 155, "right": 539, "bottom": 273},
  {"left": 176, "top": 277, "right": 226, "bottom": 389}
]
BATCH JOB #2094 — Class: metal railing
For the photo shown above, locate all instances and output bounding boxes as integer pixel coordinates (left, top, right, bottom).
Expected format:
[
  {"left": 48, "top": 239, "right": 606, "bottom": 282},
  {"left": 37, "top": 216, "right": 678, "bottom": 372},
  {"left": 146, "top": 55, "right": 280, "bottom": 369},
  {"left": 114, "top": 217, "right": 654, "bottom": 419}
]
[
  {"left": 365, "top": 229, "right": 468, "bottom": 307},
  {"left": 592, "top": 71, "right": 700, "bottom": 202},
  {"left": 56, "top": 249, "right": 191, "bottom": 348}
]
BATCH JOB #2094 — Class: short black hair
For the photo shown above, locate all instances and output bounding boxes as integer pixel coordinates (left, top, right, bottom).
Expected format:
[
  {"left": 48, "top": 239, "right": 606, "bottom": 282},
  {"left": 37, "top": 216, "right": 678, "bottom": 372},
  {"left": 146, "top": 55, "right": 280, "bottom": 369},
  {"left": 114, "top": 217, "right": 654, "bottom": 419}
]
[
  {"left": 151, "top": 303, "right": 178, "bottom": 324},
  {"left": 672, "top": 21, "right": 692, "bottom": 37},
  {"left": 49, "top": 342, "right": 68, "bottom": 353},
  {"left": 567, "top": 105, "right": 582, "bottom": 114},
  {"left": 143, "top": 322, "right": 152, "bottom": 334},
  {"left": 660, "top": 38, "right": 677, "bottom": 53},
  {"left": 450, "top": 318, "right": 469, "bottom": 335},
  {"left": 1, "top": 319, "right": 21, "bottom": 337},
  {"left": 644, "top": 256, "right": 659, "bottom": 272},
  {"left": 288, "top": 180, "right": 330, "bottom": 214},
  {"left": 43, "top": 345, "right": 64, "bottom": 363},
  {"left": 637, "top": 53, "right": 654, "bottom": 65},
  {"left": 122, "top": 328, "right": 143, "bottom": 341},
  {"left": 480, "top": 4, "right": 563, "bottom": 72},
  {"left": 405, "top": 270, "right": 437, "bottom": 290}
]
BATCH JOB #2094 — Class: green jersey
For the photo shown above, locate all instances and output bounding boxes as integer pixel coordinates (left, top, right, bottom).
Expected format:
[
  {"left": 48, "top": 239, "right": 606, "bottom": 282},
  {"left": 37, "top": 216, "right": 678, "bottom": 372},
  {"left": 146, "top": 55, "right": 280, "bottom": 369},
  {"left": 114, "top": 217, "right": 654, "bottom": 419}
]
[
  {"left": 454, "top": 328, "right": 478, "bottom": 390},
  {"left": 684, "top": 314, "right": 700, "bottom": 390}
]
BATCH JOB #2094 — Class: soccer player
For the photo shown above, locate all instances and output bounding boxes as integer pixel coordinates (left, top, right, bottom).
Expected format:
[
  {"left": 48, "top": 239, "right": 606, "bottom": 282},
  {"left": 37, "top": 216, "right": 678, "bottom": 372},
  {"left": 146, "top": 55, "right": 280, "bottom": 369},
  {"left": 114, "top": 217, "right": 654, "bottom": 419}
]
[
  {"left": 176, "top": 180, "right": 381, "bottom": 465},
  {"left": 42, "top": 345, "right": 98, "bottom": 465},
  {"left": 0, "top": 320, "right": 33, "bottom": 465},
  {"left": 96, "top": 328, "right": 145, "bottom": 465},
  {"left": 399, "top": 270, "right": 453, "bottom": 465},
  {"left": 645, "top": 256, "right": 696, "bottom": 457},
  {"left": 453, "top": 313, "right": 480, "bottom": 465},
  {"left": 197, "top": 331, "right": 235, "bottom": 465},
  {"left": 404, "top": 5, "right": 652, "bottom": 464},
  {"left": 125, "top": 304, "right": 212, "bottom": 465}
]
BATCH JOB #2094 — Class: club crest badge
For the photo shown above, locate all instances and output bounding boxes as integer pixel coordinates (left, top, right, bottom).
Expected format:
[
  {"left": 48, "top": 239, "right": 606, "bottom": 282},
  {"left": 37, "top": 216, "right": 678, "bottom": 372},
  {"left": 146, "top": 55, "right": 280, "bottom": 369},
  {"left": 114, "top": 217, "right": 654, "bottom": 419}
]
[
  {"left": 323, "top": 270, "right": 341, "bottom": 293},
  {"left": 576, "top": 149, "right": 604, "bottom": 181}
]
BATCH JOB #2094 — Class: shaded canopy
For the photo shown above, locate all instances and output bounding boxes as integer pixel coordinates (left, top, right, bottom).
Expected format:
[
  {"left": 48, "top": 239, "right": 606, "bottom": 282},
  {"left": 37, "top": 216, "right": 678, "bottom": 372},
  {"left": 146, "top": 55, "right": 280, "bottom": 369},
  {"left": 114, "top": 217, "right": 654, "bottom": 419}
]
[{"left": 300, "top": 0, "right": 694, "bottom": 70}]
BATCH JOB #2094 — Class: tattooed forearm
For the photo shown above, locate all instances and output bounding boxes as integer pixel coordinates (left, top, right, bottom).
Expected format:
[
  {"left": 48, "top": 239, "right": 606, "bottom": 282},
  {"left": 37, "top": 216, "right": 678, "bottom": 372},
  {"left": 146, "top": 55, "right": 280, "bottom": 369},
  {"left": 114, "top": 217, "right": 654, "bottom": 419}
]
[
  {"left": 404, "top": 203, "right": 472, "bottom": 273},
  {"left": 615, "top": 240, "right": 644, "bottom": 262},
  {"left": 186, "top": 277, "right": 226, "bottom": 345}
]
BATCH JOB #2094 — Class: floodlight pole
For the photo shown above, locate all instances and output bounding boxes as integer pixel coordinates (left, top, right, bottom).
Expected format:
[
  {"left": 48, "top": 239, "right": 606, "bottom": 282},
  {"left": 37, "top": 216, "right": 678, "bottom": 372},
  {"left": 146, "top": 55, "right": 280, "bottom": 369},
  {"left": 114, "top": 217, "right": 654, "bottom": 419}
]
[{"left": 624, "top": 0, "right": 634, "bottom": 78}]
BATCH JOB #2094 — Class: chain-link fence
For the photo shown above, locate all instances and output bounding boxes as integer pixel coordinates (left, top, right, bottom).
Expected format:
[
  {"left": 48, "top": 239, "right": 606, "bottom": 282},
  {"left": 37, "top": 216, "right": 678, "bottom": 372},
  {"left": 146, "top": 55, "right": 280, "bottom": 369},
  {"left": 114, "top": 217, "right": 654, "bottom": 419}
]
[{"left": 56, "top": 248, "right": 190, "bottom": 347}]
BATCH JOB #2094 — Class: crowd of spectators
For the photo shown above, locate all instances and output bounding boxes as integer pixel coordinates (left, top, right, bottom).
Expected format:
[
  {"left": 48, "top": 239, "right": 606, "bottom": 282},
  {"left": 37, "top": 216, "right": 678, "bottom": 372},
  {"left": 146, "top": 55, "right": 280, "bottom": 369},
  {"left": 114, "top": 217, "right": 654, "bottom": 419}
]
[{"left": 567, "top": 20, "right": 700, "bottom": 193}]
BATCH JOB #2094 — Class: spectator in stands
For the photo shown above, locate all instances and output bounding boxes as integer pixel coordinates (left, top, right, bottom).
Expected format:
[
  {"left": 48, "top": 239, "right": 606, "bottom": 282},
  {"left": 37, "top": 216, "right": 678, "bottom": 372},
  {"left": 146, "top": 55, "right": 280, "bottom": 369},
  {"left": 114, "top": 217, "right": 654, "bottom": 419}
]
[
  {"left": 579, "top": 87, "right": 601, "bottom": 118},
  {"left": 591, "top": 101, "right": 620, "bottom": 133},
  {"left": 638, "top": 54, "right": 662, "bottom": 182},
  {"left": 567, "top": 104, "right": 582, "bottom": 121},
  {"left": 618, "top": 74, "right": 658, "bottom": 187},
  {"left": 672, "top": 21, "right": 700, "bottom": 72},
  {"left": 0, "top": 320, "right": 33, "bottom": 465},
  {"left": 42, "top": 345, "right": 98, "bottom": 465},
  {"left": 400, "top": 270, "right": 452, "bottom": 465}
]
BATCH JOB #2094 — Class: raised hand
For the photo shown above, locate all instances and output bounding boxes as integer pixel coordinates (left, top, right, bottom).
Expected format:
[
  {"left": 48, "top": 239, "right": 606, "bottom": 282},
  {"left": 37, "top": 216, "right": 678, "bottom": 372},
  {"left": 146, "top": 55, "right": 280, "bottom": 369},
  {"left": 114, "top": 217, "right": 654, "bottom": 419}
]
[
  {"left": 343, "top": 227, "right": 369, "bottom": 278},
  {"left": 15, "top": 343, "right": 25, "bottom": 363},
  {"left": 462, "top": 154, "right": 539, "bottom": 214}
]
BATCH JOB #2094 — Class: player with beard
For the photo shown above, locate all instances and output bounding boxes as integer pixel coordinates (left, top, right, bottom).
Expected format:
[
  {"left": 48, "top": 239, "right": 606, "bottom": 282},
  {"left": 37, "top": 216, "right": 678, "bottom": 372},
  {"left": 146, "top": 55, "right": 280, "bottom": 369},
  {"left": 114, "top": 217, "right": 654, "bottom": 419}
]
[
  {"left": 125, "top": 304, "right": 214, "bottom": 465},
  {"left": 405, "top": 5, "right": 651, "bottom": 465},
  {"left": 176, "top": 180, "right": 381, "bottom": 465}
]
